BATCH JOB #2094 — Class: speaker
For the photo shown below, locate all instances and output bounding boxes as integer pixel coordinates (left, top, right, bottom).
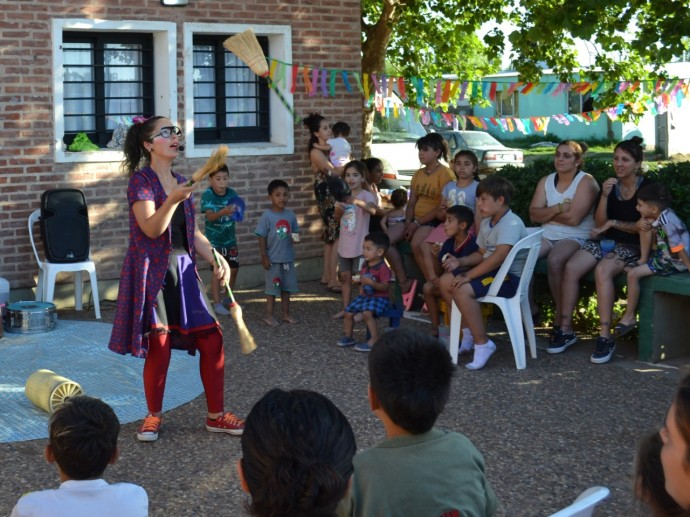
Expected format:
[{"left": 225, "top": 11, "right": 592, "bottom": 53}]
[{"left": 40, "top": 189, "right": 90, "bottom": 263}]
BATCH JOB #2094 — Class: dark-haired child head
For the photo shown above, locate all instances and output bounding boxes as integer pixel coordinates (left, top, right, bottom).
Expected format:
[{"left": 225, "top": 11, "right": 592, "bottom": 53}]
[
  {"left": 362, "top": 232, "right": 390, "bottom": 266},
  {"left": 239, "top": 389, "right": 356, "bottom": 517},
  {"left": 332, "top": 121, "right": 350, "bottom": 138},
  {"left": 47, "top": 395, "right": 120, "bottom": 481},
  {"left": 476, "top": 176, "right": 514, "bottom": 222},
  {"left": 416, "top": 133, "right": 450, "bottom": 163},
  {"left": 444, "top": 205, "right": 474, "bottom": 240},
  {"left": 390, "top": 189, "right": 408, "bottom": 209},
  {"left": 637, "top": 183, "right": 672, "bottom": 217},
  {"left": 267, "top": 180, "right": 289, "bottom": 212},
  {"left": 368, "top": 329, "right": 454, "bottom": 435}
]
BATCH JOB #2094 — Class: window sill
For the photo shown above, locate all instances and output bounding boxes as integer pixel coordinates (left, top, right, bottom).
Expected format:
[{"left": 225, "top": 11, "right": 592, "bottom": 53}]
[
  {"left": 55, "top": 147, "right": 124, "bottom": 164},
  {"left": 184, "top": 141, "right": 293, "bottom": 159}
]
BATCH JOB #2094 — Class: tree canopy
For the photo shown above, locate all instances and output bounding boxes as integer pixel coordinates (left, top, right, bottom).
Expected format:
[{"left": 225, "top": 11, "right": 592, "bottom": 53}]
[{"left": 361, "top": 0, "right": 690, "bottom": 112}]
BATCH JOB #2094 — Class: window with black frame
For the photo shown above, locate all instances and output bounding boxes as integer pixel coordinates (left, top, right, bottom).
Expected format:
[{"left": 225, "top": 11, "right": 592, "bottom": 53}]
[
  {"left": 62, "top": 32, "right": 154, "bottom": 148},
  {"left": 192, "top": 35, "right": 270, "bottom": 144}
]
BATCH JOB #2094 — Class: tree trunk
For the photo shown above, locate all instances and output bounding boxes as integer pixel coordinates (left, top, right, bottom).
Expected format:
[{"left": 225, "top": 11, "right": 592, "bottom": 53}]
[{"left": 361, "top": 0, "right": 411, "bottom": 157}]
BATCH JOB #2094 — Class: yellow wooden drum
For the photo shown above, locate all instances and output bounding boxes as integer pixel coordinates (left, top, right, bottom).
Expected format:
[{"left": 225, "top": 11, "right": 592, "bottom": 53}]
[{"left": 25, "top": 369, "right": 84, "bottom": 414}]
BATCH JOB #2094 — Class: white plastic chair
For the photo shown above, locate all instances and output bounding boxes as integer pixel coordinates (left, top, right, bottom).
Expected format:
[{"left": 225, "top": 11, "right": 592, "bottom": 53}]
[
  {"left": 449, "top": 228, "right": 544, "bottom": 369},
  {"left": 28, "top": 209, "right": 101, "bottom": 319},
  {"left": 548, "top": 486, "right": 610, "bottom": 517}
]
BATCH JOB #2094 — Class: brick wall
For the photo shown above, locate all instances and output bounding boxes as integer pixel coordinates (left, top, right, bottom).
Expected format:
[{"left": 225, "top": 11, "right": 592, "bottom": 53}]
[{"left": 0, "top": 0, "right": 362, "bottom": 290}]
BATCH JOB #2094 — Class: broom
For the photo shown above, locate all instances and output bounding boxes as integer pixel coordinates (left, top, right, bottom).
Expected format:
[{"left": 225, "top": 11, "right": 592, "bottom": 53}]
[
  {"left": 212, "top": 248, "right": 257, "bottom": 355},
  {"left": 223, "top": 29, "right": 299, "bottom": 124},
  {"left": 185, "top": 145, "right": 229, "bottom": 186}
]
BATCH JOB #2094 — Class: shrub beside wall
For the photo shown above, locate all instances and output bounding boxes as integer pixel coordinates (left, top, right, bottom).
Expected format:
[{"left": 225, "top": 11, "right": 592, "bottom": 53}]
[{"left": 496, "top": 159, "right": 690, "bottom": 227}]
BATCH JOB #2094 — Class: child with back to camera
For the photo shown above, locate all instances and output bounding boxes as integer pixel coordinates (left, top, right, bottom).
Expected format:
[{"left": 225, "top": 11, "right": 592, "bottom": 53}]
[
  {"left": 254, "top": 179, "right": 300, "bottom": 326},
  {"left": 615, "top": 183, "right": 690, "bottom": 337},
  {"left": 380, "top": 188, "right": 407, "bottom": 231},
  {"left": 201, "top": 163, "right": 241, "bottom": 315},
  {"left": 238, "top": 388, "right": 356, "bottom": 517},
  {"left": 339, "top": 328, "right": 497, "bottom": 517},
  {"left": 336, "top": 231, "right": 393, "bottom": 353},
  {"left": 333, "top": 160, "right": 378, "bottom": 320},
  {"left": 423, "top": 204, "right": 480, "bottom": 341},
  {"left": 11, "top": 395, "right": 148, "bottom": 517}
]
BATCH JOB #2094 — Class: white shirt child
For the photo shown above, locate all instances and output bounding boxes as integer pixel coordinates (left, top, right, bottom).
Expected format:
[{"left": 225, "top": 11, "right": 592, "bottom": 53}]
[
  {"left": 11, "top": 478, "right": 148, "bottom": 517},
  {"left": 327, "top": 136, "right": 352, "bottom": 167}
]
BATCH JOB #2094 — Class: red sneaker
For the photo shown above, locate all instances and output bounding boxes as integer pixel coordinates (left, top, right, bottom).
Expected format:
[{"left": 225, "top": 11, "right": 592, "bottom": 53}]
[
  {"left": 206, "top": 412, "right": 245, "bottom": 436},
  {"left": 137, "top": 414, "right": 162, "bottom": 442}
]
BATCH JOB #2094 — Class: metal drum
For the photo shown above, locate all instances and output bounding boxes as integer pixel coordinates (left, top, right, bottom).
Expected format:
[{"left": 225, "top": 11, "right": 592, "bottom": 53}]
[{"left": 3, "top": 301, "right": 57, "bottom": 334}]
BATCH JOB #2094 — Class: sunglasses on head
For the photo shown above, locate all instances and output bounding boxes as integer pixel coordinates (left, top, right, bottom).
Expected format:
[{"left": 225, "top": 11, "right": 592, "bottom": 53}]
[{"left": 149, "top": 126, "right": 182, "bottom": 140}]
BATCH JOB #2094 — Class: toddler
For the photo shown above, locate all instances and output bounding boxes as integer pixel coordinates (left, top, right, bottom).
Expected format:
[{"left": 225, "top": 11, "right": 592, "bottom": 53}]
[
  {"left": 380, "top": 188, "right": 407, "bottom": 231},
  {"left": 336, "top": 231, "right": 393, "bottom": 353},
  {"left": 254, "top": 179, "right": 299, "bottom": 326},
  {"left": 313, "top": 121, "right": 352, "bottom": 167},
  {"left": 613, "top": 183, "right": 690, "bottom": 345}
]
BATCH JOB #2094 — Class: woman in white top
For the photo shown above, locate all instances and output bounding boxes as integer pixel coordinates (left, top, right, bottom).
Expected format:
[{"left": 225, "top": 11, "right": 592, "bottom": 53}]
[{"left": 528, "top": 140, "right": 599, "bottom": 341}]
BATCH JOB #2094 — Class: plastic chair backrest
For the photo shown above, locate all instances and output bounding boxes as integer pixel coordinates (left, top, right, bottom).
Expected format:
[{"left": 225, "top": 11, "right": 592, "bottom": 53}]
[
  {"left": 484, "top": 229, "right": 544, "bottom": 298},
  {"left": 28, "top": 209, "right": 42, "bottom": 266},
  {"left": 548, "top": 486, "right": 610, "bottom": 517}
]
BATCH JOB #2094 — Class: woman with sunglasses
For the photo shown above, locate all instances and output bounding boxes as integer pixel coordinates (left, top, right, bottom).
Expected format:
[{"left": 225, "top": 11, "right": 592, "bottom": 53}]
[{"left": 109, "top": 116, "right": 245, "bottom": 442}]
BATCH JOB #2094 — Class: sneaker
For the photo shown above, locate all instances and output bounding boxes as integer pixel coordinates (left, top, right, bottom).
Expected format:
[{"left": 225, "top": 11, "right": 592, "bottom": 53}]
[
  {"left": 336, "top": 336, "right": 356, "bottom": 347},
  {"left": 137, "top": 414, "right": 162, "bottom": 442},
  {"left": 214, "top": 303, "right": 231, "bottom": 316},
  {"left": 354, "top": 342, "right": 372, "bottom": 352},
  {"left": 590, "top": 337, "right": 616, "bottom": 364},
  {"left": 206, "top": 412, "right": 245, "bottom": 435},
  {"left": 547, "top": 330, "right": 577, "bottom": 354}
]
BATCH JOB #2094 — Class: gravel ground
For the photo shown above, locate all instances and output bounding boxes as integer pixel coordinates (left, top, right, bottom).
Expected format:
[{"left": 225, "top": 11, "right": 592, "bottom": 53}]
[{"left": 1, "top": 280, "right": 687, "bottom": 516}]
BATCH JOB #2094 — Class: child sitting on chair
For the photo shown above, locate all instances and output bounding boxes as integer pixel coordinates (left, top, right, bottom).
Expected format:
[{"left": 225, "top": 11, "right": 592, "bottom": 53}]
[
  {"left": 380, "top": 188, "right": 407, "bottom": 231},
  {"left": 424, "top": 204, "right": 480, "bottom": 340},
  {"left": 336, "top": 232, "right": 392, "bottom": 353},
  {"left": 11, "top": 396, "right": 148, "bottom": 517},
  {"left": 614, "top": 183, "right": 690, "bottom": 340},
  {"left": 441, "top": 176, "right": 526, "bottom": 370}
]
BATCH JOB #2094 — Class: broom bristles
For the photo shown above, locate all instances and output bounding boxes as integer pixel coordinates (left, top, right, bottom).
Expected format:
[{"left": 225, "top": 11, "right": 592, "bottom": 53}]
[
  {"left": 189, "top": 145, "right": 228, "bottom": 184},
  {"left": 223, "top": 29, "right": 269, "bottom": 77},
  {"left": 230, "top": 304, "right": 257, "bottom": 355},
  {"left": 211, "top": 248, "right": 257, "bottom": 355}
]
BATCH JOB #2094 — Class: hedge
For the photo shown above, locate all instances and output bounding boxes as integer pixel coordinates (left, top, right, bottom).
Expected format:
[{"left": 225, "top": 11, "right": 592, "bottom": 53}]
[
  {"left": 495, "top": 159, "right": 690, "bottom": 228},
  {"left": 494, "top": 159, "right": 690, "bottom": 332}
]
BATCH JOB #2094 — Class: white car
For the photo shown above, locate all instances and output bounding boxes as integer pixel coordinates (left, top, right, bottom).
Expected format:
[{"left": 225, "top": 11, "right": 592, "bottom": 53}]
[
  {"left": 437, "top": 130, "right": 524, "bottom": 175},
  {"left": 370, "top": 113, "right": 426, "bottom": 189}
]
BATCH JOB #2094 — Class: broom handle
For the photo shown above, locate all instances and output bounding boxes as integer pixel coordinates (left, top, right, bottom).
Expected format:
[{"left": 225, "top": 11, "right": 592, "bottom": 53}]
[
  {"left": 211, "top": 248, "right": 236, "bottom": 306},
  {"left": 266, "top": 77, "right": 301, "bottom": 125}
]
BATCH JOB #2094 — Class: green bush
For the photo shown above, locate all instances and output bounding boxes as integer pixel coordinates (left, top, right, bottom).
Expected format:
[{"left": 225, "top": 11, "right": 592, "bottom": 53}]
[
  {"left": 495, "top": 159, "right": 690, "bottom": 331},
  {"left": 496, "top": 159, "right": 690, "bottom": 227}
]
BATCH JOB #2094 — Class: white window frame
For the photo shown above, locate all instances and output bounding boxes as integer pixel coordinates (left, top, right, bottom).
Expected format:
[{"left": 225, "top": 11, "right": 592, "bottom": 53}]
[
  {"left": 52, "top": 18, "right": 177, "bottom": 164},
  {"left": 183, "top": 23, "right": 294, "bottom": 158}
]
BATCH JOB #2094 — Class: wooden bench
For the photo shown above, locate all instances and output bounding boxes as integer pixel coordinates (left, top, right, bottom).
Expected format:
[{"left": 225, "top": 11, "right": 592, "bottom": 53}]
[{"left": 534, "top": 258, "right": 690, "bottom": 361}]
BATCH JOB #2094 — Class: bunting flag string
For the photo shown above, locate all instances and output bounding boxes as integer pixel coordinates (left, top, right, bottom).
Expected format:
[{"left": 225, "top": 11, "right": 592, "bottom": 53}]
[
  {"left": 260, "top": 57, "right": 688, "bottom": 135},
  {"left": 370, "top": 92, "right": 680, "bottom": 137}
]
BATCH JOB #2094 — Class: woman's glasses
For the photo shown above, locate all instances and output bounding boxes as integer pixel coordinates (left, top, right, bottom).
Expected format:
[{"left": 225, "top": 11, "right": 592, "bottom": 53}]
[{"left": 149, "top": 126, "right": 181, "bottom": 140}]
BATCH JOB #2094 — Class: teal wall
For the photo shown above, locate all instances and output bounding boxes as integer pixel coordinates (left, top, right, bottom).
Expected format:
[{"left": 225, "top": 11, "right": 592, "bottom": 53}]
[{"left": 473, "top": 74, "right": 622, "bottom": 142}]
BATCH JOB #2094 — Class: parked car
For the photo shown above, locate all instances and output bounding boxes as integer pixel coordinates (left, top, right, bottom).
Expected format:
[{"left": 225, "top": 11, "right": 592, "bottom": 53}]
[
  {"left": 437, "top": 130, "right": 524, "bottom": 175},
  {"left": 370, "top": 112, "right": 427, "bottom": 189}
]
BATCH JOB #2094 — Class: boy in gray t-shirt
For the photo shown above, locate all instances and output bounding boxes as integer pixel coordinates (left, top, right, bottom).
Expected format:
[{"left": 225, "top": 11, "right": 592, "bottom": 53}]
[
  {"left": 254, "top": 179, "right": 300, "bottom": 326},
  {"left": 443, "top": 176, "right": 526, "bottom": 370}
]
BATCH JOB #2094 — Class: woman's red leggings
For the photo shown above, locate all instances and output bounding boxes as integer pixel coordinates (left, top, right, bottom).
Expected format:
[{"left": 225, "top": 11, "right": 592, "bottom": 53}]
[{"left": 143, "top": 330, "right": 225, "bottom": 414}]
